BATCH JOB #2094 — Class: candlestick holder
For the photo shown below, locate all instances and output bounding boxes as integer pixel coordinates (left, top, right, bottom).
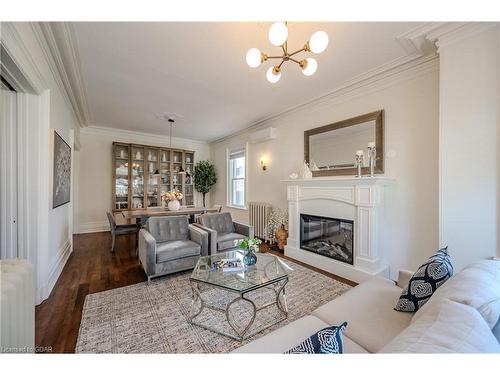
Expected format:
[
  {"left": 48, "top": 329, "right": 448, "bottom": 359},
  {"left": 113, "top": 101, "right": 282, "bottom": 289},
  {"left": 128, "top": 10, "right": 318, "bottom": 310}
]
[
  {"left": 367, "top": 146, "right": 376, "bottom": 177},
  {"left": 355, "top": 154, "right": 364, "bottom": 177}
]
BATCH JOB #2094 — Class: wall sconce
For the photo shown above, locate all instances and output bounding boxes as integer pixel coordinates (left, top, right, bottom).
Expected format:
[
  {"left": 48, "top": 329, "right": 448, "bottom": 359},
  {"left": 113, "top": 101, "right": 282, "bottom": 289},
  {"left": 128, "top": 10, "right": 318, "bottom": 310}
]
[{"left": 260, "top": 157, "right": 267, "bottom": 171}]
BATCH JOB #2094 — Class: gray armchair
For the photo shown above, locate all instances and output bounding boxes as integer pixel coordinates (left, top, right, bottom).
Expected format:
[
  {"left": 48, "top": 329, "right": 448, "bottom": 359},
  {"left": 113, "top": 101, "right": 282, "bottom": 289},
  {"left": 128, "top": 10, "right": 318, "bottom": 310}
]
[
  {"left": 138, "top": 216, "right": 208, "bottom": 283},
  {"left": 195, "top": 212, "right": 254, "bottom": 255}
]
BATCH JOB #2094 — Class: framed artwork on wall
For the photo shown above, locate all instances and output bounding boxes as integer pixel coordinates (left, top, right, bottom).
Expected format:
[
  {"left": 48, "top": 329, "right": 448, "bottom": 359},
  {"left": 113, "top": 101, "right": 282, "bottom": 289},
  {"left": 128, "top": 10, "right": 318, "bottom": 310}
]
[{"left": 52, "top": 130, "right": 71, "bottom": 208}]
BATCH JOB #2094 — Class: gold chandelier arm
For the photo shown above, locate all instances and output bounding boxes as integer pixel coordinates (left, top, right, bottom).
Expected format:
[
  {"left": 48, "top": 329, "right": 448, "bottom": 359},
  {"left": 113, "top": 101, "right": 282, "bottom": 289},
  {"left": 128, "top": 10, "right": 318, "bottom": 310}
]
[
  {"left": 267, "top": 55, "right": 285, "bottom": 59},
  {"left": 288, "top": 57, "right": 302, "bottom": 65},
  {"left": 288, "top": 46, "right": 306, "bottom": 57}
]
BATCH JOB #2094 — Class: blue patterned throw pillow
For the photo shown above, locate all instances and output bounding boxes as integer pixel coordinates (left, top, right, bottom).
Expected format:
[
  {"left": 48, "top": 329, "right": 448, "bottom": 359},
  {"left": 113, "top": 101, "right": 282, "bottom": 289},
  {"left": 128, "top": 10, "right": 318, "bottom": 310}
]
[
  {"left": 285, "top": 322, "right": 347, "bottom": 354},
  {"left": 395, "top": 247, "right": 453, "bottom": 312}
]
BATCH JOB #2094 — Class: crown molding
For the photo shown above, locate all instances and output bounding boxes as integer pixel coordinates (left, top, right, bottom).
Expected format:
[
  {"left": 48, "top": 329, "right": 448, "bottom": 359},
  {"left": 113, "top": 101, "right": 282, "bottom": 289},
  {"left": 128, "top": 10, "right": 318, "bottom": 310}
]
[
  {"left": 81, "top": 125, "right": 209, "bottom": 150},
  {"left": 426, "top": 22, "right": 498, "bottom": 52},
  {"left": 33, "top": 22, "right": 90, "bottom": 127},
  {"left": 210, "top": 52, "right": 438, "bottom": 145}
]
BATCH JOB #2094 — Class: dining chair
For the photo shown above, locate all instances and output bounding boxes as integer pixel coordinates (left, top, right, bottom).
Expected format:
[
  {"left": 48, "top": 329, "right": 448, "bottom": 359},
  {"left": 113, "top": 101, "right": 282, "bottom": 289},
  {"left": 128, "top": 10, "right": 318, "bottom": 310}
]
[{"left": 106, "top": 211, "right": 140, "bottom": 253}]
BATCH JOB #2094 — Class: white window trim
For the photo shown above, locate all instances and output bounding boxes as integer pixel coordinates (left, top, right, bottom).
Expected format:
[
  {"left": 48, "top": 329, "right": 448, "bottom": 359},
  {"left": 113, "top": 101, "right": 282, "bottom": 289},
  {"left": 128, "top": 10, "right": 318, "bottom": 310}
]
[{"left": 226, "top": 143, "right": 248, "bottom": 210}]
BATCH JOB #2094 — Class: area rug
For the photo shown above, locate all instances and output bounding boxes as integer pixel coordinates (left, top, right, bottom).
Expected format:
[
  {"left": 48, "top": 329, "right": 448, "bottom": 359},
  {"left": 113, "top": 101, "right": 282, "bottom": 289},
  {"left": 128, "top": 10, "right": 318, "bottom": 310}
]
[{"left": 75, "top": 259, "right": 351, "bottom": 353}]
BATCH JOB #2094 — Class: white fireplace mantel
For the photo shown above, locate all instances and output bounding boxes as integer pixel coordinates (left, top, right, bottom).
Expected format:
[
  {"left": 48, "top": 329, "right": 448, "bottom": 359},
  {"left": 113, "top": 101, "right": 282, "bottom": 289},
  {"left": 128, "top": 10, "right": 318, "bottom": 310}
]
[{"left": 282, "top": 176, "right": 394, "bottom": 283}]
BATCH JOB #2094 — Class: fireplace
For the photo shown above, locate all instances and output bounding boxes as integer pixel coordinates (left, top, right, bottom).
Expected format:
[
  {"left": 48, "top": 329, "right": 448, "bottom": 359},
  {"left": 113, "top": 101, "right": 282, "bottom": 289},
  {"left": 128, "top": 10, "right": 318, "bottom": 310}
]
[{"left": 300, "top": 214, "right": 354, "bottom": 265}]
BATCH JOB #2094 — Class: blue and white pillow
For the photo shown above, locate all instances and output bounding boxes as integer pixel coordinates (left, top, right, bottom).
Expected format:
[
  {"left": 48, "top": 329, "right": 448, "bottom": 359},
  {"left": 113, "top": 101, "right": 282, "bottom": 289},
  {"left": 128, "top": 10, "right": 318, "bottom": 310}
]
[
  {"left": 285, "top": 322, "right": 347, "bottom": 354},
  {"left": 395, "top": 247, "right": 453, "bottom": 312}
]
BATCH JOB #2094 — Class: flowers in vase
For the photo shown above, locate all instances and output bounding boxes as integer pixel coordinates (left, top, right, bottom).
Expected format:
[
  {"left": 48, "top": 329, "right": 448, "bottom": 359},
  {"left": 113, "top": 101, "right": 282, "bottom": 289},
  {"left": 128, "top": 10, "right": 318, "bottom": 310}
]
[
  {"left": 234, "top": 237, "right": 262, "bottom": 253},
  {"left": 161, "top": 190, "right": 184, "bottom": 202}
]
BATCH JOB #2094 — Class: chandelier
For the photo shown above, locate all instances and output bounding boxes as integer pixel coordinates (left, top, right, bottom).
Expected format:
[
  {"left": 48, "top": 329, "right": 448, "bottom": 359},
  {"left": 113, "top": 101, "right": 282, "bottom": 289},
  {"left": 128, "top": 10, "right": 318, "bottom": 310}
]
[{"left": 246, "top": 22, "right": 329, "bottom": 83}]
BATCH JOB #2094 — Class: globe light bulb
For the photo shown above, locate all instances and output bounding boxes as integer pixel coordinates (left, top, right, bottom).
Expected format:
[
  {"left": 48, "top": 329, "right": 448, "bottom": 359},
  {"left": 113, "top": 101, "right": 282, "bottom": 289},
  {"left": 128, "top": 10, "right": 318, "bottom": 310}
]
[
  {"left": 268, "top": 22, "right": 288, "bottom": 47},
  {"left": 309, "top": 31, "right": 329, "bottom": 54},
  {"left": 246, "top": 48, "right": 262, "bottom": 68},
  {"left": 266, "top": 66, "right": 281, "bottom": 83},
  {"left": 301, "top": 58, "right": 318, "bottom": 76}
]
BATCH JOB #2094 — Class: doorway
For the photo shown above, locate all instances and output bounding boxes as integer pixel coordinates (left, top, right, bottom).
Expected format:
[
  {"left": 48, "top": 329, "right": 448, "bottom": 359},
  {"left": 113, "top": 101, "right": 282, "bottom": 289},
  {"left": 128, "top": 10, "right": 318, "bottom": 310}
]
[{"left": 0, "top": 76, "right": 18, "bottom": 259}]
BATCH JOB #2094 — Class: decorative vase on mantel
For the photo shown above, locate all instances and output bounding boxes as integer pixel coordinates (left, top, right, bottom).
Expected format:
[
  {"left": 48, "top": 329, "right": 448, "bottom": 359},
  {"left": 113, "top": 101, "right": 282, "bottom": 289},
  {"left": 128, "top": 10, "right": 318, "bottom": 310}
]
[{"left": 167, "top": 199, "right": 180, "bottom": 211}]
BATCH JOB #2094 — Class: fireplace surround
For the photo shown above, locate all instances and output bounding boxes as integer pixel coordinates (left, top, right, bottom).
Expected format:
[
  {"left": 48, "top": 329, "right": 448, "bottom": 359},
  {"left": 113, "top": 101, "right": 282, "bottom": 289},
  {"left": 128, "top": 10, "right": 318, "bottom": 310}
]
[{"left": 282, "top": 176, "right": 393, "bottom": 283}]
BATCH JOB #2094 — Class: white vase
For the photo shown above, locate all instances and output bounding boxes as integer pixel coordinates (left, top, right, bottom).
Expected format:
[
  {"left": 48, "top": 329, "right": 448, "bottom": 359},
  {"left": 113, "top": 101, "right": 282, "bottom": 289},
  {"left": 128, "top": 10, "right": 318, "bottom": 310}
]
[
  {"left": 161, "top": 200, "right": 167, "bottom": 208},
  {"left": 168, "top": 199, "right": 180, "bottom": 211}
]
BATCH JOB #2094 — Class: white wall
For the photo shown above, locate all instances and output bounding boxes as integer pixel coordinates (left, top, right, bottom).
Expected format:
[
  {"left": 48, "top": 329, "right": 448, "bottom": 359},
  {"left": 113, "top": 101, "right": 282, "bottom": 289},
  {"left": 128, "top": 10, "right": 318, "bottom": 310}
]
[
  {"left": 439, "top": 26, "right": 500, "bottom": 270},
  {"left": 2, "top": 23, "right": 81, "bottom": 303},
  {"left": 211, "top": 63, "right": 440, "bottom": 279},
  {"left": 77, "top": 126, "right": 210, "bottom": 233}
]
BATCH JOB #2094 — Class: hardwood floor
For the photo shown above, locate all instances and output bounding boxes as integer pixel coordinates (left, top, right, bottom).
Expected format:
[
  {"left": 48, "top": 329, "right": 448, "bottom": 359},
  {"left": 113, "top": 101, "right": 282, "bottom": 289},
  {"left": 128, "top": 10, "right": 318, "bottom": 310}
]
[
  {"left": 35, "top": 232, "right": 145, "bottom": 353},
  {"left": 35, "top": 232, "right": 356, "bottom": 353}
]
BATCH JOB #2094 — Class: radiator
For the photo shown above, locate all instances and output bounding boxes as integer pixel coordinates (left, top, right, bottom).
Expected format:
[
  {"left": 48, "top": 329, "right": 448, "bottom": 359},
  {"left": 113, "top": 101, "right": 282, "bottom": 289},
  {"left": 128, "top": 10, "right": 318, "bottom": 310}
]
[
  {"left": 0, "top": 259, "right": 35, "bottom": 353},
  {"left": 248, "top": 202, "right": 272, "bottom": 240}
]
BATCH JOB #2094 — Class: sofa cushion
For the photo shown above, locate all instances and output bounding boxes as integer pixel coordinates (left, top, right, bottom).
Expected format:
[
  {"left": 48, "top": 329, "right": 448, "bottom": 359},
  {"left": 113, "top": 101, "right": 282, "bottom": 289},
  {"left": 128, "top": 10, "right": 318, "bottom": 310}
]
[
  {"left": 285, "top": 322, "right": 347, "bottom": 354},
  {"left": 412, "top": 259, "right": 500, "bottom": 328},
  {"left": 156, "top": 240, "right": 201, "bottom": 263},
  {"left": 199, "top": 212, "right": 235, "bottom": 234},
  {"left": 147, "top": 216, "right": 189, "bottom": 242},
  {"left": 217, "top": 232, "right": 246, "bottom": 251},
  {"left": 380, "top": 299, "right": 500, "bottom": 353},
  {"left": 232, "top": 315, "right": 368, "bottom": 354},
  {"left": 395, "top": 247, "right": 453, "bottom": 312},
  {"left": 312, "top": 276, "right": 412, "bottom": 353}
]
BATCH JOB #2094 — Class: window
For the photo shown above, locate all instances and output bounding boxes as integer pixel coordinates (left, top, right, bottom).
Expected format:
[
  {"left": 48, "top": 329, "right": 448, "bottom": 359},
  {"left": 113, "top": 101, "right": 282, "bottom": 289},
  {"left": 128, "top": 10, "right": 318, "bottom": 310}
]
[{"left": 228, "top": 148, "right": 246, "bottom": 208}]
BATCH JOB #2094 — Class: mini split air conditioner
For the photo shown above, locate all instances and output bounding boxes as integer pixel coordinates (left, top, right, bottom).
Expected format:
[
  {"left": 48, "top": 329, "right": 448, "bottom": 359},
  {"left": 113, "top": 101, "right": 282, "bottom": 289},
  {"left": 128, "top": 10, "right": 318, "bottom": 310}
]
[{"left": 249, "top": 127, "right": 277, "bottom": 144}]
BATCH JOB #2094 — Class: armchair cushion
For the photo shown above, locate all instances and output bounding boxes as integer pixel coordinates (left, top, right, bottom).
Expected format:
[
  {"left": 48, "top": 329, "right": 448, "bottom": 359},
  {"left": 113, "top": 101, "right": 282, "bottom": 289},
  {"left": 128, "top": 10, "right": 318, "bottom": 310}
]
[
  {"left": 146, "top": 216, "right": 189, "bottom": 242},
  {"left": 217, "top": 232, "right": 246, "bottom": 251},
  {"left": 198, "top": 212, "right": 235, "bottom": 234},
  {"left": 156, "top": 240, "right": 201, "bottom": 263}
]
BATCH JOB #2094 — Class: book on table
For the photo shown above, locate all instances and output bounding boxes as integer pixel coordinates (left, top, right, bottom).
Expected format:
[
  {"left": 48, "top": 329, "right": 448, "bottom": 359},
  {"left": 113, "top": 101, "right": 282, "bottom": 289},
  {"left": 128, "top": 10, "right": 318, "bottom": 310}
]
[{"left": 212, "top": 258, "right": 244, "bottom": 272}]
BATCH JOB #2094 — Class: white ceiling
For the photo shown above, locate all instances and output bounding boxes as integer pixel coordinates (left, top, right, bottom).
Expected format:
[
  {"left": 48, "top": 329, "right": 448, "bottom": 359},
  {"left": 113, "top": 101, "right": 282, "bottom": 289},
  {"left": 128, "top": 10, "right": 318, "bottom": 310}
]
[{"left": 72, "top": 22, "right": 425, "bottom": 142}]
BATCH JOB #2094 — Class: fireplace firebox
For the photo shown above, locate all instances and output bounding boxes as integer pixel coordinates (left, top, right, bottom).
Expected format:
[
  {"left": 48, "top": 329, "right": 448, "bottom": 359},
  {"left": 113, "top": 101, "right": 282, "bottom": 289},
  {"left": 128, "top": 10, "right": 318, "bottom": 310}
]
[{"left": 300, "top": 214, "right": 354, "bottom": 265}]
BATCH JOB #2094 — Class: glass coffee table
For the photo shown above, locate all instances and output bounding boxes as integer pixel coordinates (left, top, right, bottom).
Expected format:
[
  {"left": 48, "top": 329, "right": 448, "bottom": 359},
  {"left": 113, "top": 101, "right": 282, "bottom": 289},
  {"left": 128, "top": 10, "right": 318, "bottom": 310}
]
[{"left": 188, "top": 250, "right": 292, "bottom": 341}]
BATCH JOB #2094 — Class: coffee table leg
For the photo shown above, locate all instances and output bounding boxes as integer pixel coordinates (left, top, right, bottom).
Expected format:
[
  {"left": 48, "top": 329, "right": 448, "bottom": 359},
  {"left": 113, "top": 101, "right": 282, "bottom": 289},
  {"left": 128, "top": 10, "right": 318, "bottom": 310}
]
[
  {"left": 276, "top": 278, "right": 289, "bottom": 315},
  {"left": 225, "top": 295, "right": 257, "bottom": 341},
  {"left": 189, "top": 282, "right": 204, "bottom": 321}
]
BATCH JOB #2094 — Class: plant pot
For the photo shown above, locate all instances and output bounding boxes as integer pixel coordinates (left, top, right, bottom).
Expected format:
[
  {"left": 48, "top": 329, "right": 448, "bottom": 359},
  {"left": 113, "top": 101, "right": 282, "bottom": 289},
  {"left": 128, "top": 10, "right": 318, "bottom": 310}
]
[
  {"left": 167, "top": 199, "right": 180, "bottom": 211},
  {"left": 275, "top": 224, "right": 288, "bottom": 251}
]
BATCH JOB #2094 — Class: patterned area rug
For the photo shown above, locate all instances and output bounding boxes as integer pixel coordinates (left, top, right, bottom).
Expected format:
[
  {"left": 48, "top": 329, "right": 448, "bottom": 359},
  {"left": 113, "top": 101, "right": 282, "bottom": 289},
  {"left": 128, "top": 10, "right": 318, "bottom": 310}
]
[{"left": 75, "top": 259, "right": 351, "bottom": 353}]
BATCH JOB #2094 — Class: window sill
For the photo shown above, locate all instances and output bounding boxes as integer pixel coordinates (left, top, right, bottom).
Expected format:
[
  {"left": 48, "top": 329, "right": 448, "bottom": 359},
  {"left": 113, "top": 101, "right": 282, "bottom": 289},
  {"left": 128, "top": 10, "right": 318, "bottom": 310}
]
[{"left": 226, "top": 205, "right": 248, "bottom": 211}]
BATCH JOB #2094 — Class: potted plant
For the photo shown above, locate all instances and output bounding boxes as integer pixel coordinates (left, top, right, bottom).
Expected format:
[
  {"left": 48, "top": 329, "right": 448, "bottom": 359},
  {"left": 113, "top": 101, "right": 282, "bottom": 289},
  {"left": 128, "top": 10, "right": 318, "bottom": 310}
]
[
  {"left": 234, "top": 237, "right": 262, "bottom": 266},
  {"left": 161, "top": 190, "right": 184, "bottom": 211},
  {"left": 193, "top": 161, "right": 217, "bottom": 207}
]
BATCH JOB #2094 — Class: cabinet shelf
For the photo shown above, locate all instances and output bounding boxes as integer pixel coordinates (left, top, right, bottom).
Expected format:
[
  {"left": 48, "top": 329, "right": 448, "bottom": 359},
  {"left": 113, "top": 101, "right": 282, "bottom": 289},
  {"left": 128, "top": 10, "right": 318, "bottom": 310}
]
[{"left": 113, "top": 142, "right": 195, "bottom": 211}]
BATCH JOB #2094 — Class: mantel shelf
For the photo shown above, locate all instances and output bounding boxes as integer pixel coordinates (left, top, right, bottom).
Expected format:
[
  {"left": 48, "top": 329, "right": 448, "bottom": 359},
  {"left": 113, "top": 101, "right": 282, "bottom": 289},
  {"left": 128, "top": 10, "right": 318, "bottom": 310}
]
[{"left": 280, "top": 176, "right": 395, "bottom": 184}]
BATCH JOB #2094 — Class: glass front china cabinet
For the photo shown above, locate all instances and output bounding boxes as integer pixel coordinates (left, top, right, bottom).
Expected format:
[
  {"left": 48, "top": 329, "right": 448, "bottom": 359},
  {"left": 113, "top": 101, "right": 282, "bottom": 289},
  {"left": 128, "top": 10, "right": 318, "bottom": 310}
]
[{"left": 112, "top": 142, "right": 195, "bottom": 211}]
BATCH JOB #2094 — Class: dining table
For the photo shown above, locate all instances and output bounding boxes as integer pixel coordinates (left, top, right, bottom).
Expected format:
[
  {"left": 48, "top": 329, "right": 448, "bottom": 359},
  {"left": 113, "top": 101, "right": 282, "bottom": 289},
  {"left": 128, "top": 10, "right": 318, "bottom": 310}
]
[{"left": 114, "top": 206, "right": 220, "bottom": 226}]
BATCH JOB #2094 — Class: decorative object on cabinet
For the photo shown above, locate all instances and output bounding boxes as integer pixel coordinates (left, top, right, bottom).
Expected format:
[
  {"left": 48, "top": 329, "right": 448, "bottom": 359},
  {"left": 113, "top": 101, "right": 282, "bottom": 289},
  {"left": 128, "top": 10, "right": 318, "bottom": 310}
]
[
  {"left": 112, "top": 141, "right": 195, "bottom": 211},
  {"left": 52, "top": 130, "right": 71, "bottom": 208},
  {"left": 304, "top": 110, "right": 384, "bottom": 177},
  {"left": 193, "top": 160, "right": 217, "bottom": 207},
  {"left": 289, "top": 172, "right": 298, "bottom": 179}
]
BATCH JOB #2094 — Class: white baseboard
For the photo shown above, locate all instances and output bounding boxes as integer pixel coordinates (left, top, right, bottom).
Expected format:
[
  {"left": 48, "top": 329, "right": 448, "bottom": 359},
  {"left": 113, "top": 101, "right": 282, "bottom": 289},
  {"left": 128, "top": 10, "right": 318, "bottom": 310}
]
[
  {"left": 36, "top": 239, "right": 72, "bottom": 304},
  {"left": 78, "top": 221, "right": 109, "bottom": 234}
]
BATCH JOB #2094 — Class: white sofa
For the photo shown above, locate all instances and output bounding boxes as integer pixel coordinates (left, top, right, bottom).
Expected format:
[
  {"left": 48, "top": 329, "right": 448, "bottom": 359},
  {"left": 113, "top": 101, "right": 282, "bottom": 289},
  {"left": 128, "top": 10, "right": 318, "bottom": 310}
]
[{"left": 233, "top": 259, "right": 500, "bottom": 353}]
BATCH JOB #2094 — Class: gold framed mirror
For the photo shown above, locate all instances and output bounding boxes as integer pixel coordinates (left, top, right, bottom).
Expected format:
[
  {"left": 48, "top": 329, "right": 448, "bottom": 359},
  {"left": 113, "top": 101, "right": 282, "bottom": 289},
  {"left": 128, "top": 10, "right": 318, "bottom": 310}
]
[{"left": 304, "top": 110, "right": 384, "bottom": 177}]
